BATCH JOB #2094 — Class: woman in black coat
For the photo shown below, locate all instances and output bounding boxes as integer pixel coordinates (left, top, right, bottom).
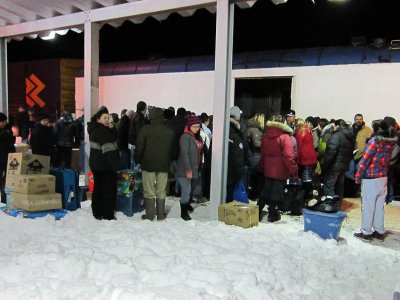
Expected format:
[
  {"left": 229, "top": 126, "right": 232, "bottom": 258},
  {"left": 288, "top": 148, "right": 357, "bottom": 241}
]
[
  {"left": 0, "top": 113, "right": 16, "bottom": 203},
  {"left": 87, "top": 106, "right": 121, "bottom": 220}
]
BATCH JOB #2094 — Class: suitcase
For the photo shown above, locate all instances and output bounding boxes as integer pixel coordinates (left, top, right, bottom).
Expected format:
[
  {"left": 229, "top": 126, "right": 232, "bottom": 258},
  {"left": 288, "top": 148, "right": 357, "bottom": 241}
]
[
  {"left": 117, "top": 169, "right": 142, "bottom": 194},
  {"left": 116, "top": 191, "right": 144, "bottom": 216},
  {"left": 279, "top": 179, "right": 305, "bottom": 216},
  {"left": 49, "top": 168, "right": 81, "bottom": 211}
]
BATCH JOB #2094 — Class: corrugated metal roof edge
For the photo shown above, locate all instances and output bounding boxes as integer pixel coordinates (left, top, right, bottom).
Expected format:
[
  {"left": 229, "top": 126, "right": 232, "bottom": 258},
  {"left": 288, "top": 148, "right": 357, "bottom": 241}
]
[{"left": 74, "top": 45, "right": 400, "bottom": 77}]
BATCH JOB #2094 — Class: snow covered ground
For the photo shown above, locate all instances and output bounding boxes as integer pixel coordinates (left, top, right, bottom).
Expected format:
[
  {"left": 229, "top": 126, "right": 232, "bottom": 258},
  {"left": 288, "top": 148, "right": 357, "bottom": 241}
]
[{"left": 0, "top": 198, "right": 399, "bottom": 300}]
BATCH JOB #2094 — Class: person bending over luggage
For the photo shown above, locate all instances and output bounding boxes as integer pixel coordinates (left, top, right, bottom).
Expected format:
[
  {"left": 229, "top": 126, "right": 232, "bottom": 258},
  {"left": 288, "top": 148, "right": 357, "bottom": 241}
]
[
  {"left": 258, "top": 115, "right": 298, "bottom": 222},
  {"left": 87, "top": 106, "right": 121, "bottom": 220}
]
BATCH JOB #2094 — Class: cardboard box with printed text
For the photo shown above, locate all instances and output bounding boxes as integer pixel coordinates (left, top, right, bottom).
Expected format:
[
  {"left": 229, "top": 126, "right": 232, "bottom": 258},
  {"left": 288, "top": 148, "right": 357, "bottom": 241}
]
[{"left": 7, "top": 153, "right": 50, "bottom": 176}]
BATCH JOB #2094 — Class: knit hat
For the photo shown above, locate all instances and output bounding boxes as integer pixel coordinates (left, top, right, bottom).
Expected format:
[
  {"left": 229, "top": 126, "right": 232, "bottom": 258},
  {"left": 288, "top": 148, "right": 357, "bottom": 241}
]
[
  {"left": 187, "top": 115, "right": 201, "bottom": 126},
  {"left": 0, "top": 112, "right": 7, "bottom": 122},
  {"left": 230, "top": 106, "right": 242, "bottom": 119}
]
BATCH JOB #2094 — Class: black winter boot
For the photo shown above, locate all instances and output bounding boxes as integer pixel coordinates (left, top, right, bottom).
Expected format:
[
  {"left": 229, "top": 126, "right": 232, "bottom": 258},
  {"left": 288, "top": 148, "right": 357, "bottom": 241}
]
[
  {"left": 180, "top": 203, "right": 191, "bottom": 221},
  {"left": 142, "top": 198, "right": 155, "bottom": 221},
  {"left": 186, "top": 203, "right": 194, "bottom": 212},
  {"left": 156, "top": 198, "right": 166, "bottom": 221}
]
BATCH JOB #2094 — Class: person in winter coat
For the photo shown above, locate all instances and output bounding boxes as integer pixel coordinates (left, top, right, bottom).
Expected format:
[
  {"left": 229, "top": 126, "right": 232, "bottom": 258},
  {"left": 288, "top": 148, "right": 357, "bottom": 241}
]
[
  {"left": 30, "top": 113, "right": 56, "bottom": 165},
  {"left": 135, "top": 107, "right": 175, "bottom": 221},
  {"left": 0, "top": 113, "right": 16, "bottom": 203},
  {"left": 54, "top": 112, "right": 80, "bottom": 169},
  {"left": 295, "top": 119, "right": 318, "bottom": 200},
  {"left": 354, "top": 120, "right": 395, "bottom": 242},
  {"left": 87, "top": 106, "right": 121, "bottom": 220},
  {"left": 176, "top": 115, "right": 204, "bottom": 221},
  {"left": 247, "top": 113, "right": 265, "bottom": 199},
  {"left": 258, "top": 115, "right": 298, "bottom": 222},
  {"left": 117, "top": 109, "right": 134, "bottom": 170},
  {"left": 227, "top": 106, "right": 245, "bottom": 203},
  {"left": 15, "top": 106, "right": 29, "bottom": 142},
  {"left": 318, "top": 119, "right": 354, "bottom": 212},
  {"left": 128, "top": 101, "right": 148, "bottom": 168}
]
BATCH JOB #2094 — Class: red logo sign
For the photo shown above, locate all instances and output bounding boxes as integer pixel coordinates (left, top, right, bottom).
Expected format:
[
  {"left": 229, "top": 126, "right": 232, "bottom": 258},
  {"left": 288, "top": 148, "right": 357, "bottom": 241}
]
[{"left": 26, "top": 74, "right": 46, "bottom": 108}]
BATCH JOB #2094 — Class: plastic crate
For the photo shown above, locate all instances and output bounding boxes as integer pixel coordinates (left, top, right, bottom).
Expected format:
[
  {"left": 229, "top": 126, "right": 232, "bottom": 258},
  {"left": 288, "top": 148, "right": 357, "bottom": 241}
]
[{"left": 303, "top": 209, "right": 347, "bottom": 241}]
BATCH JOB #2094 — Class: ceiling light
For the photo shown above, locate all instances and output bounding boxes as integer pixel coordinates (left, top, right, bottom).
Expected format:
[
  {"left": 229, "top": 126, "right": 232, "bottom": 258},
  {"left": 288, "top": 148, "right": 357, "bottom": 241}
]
[{"left": 41, "top": 31, "right": 56, "bottom": 40}]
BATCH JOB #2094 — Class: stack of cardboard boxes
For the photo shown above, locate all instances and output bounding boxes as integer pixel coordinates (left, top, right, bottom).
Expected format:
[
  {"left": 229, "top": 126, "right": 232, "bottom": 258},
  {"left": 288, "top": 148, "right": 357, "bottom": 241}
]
[{"left": 6, "top": 153, "right": 62, "bottom": 211}]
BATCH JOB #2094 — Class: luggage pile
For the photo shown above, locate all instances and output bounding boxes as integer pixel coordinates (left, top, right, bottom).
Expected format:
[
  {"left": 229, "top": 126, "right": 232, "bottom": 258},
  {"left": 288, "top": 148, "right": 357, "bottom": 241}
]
[
  {"left": 5, "top": 152, "right": 63, "bottom": 213},
  {"left": 115, "top": 169, "right": 144, "bottom": 216}
]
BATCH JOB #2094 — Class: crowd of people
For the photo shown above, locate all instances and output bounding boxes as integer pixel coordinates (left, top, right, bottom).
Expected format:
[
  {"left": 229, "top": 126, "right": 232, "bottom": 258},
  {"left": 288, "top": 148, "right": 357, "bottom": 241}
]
[{"left": 0, "top": 103, "right": 398, "bottom": 242}]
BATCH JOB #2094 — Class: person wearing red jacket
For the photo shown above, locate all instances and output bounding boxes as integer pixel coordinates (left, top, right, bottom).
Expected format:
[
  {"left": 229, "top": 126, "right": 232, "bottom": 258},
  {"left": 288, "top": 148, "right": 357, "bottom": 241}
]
[
  {"left": 258, "top": 115, "right": 298, "bottom": 222},
  {"left": 295, "top": 119, "right": 318, "bottom": 201}
]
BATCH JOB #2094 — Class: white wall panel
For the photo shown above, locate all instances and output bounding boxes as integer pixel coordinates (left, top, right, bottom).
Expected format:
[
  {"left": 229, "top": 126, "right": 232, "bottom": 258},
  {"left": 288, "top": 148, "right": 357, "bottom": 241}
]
[
  {"left": 76, "top": 63, "right": 400, "bottom": 125},
  {"left": 76, "top": 71, "right": 215, "bottom": 115}
]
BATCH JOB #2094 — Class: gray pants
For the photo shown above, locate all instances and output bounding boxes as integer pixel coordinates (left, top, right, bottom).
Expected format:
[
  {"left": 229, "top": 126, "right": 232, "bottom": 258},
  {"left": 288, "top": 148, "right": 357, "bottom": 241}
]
[
  {"left": 178, "top": 176, "right": 202, "bottom": 204},
  {"left": 324, "top": 171, "right": 345, "bottom": 198},
  {"left": 361, "top": 177, "right": 387, "bottom": 235},
  {"left": 142, "top": 171, "right": 168, "bottom": 199}
]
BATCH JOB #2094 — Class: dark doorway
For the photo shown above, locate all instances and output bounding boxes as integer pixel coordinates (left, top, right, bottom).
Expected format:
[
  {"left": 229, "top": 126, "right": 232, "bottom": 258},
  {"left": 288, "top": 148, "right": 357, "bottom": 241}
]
[{"left": 234, "top": 77, "right": 292, "bottom": 120}]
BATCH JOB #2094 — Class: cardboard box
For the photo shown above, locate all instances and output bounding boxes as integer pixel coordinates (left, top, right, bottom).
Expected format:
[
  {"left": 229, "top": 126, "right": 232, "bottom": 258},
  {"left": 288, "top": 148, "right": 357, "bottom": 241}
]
[
  {"left": 11, "top": 192, "right": 62, "bottom": 212},
  {"left": 6, "top": 175, "right": 55, "bottom": 194},
  {"left": 218, "top": 201, "right": 243, "bottom": 222},
  {"left": 15, "top": 143, "right": 30, "bottom": 153},
  {"left": 7, "top": 153, "right": 50, "bottom": 176},
  {"left": 223, "top": 203, "right": 259, "bottom": 229}
]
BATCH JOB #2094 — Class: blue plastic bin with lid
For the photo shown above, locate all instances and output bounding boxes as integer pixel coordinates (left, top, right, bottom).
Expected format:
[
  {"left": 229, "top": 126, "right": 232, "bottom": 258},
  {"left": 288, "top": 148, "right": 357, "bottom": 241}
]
[{"left": 303, "top": 209, "right": 347, "bottom": 241}]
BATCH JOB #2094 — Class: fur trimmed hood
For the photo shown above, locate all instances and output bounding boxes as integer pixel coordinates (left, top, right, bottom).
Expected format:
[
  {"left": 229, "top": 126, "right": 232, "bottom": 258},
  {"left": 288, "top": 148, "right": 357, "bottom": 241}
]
[
  {"left": 266, "top": 121, "right": 293, "bottom": 135},
  {"left": 265, "top": 121, "right": 293, "bottom": 139}
]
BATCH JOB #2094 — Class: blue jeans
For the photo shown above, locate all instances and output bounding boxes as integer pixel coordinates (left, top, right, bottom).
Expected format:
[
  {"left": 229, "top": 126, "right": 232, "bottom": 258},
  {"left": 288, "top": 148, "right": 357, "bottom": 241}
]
[
  {"left": 300, "top": 164, "right": 314, "bottom": 182},
  {"left": 178, "top": 177, "right": 202, "bottom": 204}
]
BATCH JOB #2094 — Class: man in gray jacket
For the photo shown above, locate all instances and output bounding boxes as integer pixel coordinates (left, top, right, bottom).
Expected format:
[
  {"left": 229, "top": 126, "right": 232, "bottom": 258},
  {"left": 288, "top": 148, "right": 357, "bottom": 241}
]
[{"left": 135, "top": 107, "right": 175, "bottom": 221}]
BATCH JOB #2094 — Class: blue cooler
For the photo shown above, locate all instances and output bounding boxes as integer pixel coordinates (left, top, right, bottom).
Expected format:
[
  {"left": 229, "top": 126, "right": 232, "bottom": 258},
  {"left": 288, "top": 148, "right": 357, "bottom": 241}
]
[{"left": 303, "top": 209, "right": 347, "bottom": 241}]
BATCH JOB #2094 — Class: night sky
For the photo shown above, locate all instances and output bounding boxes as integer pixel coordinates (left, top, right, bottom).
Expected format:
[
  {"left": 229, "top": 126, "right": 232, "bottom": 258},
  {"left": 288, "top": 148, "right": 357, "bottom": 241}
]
[{"left": 7, "top": 0, "right": 400, "bottom": 63}]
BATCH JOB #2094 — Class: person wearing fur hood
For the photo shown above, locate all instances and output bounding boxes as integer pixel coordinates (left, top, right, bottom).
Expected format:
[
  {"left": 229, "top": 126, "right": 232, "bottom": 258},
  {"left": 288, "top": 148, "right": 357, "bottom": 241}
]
[{"left": 257, "top": 115, "right": 298, "bottom": 222}]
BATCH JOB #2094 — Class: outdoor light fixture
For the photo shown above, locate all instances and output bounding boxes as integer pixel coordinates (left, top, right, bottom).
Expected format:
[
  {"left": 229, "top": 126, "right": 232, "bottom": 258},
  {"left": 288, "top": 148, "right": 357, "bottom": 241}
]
[
  {"left": 41, "top": 31, "right": 56, "bottom": 40},
  {"left": 40, "top": 29, "right": 70, "bottom": 40}
]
